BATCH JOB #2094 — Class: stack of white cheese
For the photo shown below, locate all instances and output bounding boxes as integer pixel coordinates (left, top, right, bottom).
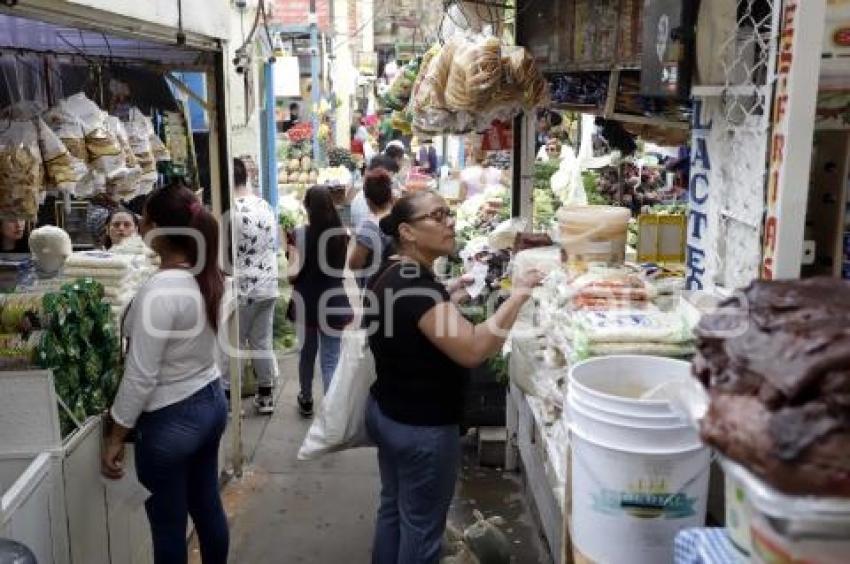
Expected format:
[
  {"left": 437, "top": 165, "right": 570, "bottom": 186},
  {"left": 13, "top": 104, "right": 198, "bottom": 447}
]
[{"left": 62, "top": 238, "right": 157, "bottom": 323}]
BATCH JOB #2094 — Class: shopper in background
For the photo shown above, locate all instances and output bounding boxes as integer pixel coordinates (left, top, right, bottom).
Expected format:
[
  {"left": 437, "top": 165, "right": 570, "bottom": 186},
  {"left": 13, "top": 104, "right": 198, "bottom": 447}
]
[
  {"left": 0, "top": 219, "right": 28, "bottom": 254},
  {"left": 228, "top": 158, "right": 279, "bottom": 414},
  {"left": 102, "top": 181, "right": 228, "bottom": 564},
  {"left": 287, "top": 186, "right": 352, "bottom": 418},
  {"left": 101, "top": 208, "right": 139, "bottom": 249},
  {"left": 281, "top": 102, "right": 300, "bottom": 133},
  {"left": 459, "top": 149, "right": 503, "bottom": 200},
  {"left": 416, "top": 139, "right": 439, "bottom": 177},
  {"left": 348, "top": 169, "right": 394, "bottom": 287},
  {"left": 383, "top": 143, "right": 405, "bottom": 171},
  {"left": 352, "top": 154, "right": 402, "bottom": 228},
  {"left": 365, "top": 191, "right": 543, "bottom": 564}
]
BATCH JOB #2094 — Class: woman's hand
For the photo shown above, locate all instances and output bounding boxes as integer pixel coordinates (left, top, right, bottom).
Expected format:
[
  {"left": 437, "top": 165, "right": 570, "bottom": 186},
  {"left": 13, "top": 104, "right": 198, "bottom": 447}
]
[
  {"left": 447, "top": 273, "right": 475, "bottom": 304},
  {"left": 101, "top": 413, "right": 130, "bottom": 480},
  {"left": 512, "top": 267, "right": 545, "bottom": 299},
  {"left": 446, "top": 273, "right": 475, "bottom": 294},
  {"left": 101, "top": 436, "right": 126, "bottom": 480}
]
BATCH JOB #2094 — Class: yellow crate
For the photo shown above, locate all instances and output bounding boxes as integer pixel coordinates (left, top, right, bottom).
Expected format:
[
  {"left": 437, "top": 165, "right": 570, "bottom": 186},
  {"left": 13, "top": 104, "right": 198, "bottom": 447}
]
[{"left": 636, "top": 214, "right": 687, "bottom": 263}]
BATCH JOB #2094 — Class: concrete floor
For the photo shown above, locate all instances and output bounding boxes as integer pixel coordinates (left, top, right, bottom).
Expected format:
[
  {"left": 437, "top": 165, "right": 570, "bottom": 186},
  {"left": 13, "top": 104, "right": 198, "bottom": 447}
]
[{"left": 204, "top": 353, "right": 550, "bottom": 564}]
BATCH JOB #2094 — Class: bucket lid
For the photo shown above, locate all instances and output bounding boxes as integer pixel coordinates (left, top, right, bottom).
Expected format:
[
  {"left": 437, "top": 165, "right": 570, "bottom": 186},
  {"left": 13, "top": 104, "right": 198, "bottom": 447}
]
[{"left": 721, "top": 457, "right": 850, "bottom": 521}]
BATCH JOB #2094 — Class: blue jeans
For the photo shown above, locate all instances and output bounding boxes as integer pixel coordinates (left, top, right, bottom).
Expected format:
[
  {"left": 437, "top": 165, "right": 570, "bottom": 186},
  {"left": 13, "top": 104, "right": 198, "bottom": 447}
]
[
  {"left": 298, "top": 325, "right": 342, "bottom": 402},
  {"left": 365, "top": 397, "right": 460, "bottom": 564},
  {"left": 135, "top": 380, "right": 229, "bottom": 564}
]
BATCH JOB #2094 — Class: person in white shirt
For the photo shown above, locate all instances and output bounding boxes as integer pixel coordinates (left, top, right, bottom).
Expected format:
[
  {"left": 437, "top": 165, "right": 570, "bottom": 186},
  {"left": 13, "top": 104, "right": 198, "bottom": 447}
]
[
  {"left": 101, "top": 181, "right": 229, "bottom": 564},
  {"left": 459, "top": 150, "right": 504, "bottom": 200},
  {"left": 228, "top": 158, "right": 279, "bottom": 414}
]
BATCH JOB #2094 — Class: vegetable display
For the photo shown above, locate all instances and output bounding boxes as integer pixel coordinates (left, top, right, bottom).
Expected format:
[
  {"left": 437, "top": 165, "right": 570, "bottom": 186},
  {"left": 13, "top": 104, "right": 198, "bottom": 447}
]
[
  {"left": 36, "top": 279, "right": 120, "bottom": 436},
  {"left": 381, "top": 57, "right": 422, "bottom": 111}
]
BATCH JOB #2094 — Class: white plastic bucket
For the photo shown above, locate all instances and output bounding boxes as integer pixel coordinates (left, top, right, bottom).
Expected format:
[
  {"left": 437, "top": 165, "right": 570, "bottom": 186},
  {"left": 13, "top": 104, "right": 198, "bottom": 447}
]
[
  {"left": 568, "top": 356, "right": 711, "bottom": 564},
  {"left": 721, "top": 458, "right": 850, "bottom": 564},
  {"left": 568, "top": 393, "right": 701, "bottom": 452},
  {"left": 569, "top": 390, "right": 687, "bottom": 429},
  {"left": 569, "top": 355, "right": 694, "bottom": 418}
]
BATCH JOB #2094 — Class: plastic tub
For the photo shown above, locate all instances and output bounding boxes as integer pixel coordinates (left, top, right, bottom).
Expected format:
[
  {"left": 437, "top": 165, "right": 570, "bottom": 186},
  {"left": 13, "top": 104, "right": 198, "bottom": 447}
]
[
  {"left": 721, "top": 458, "right": 850, "bottom": 564},
  {"left": 567, "top": 393, "right": 701, "bottom": 452},
  {"left": 557, "top": 205, "right": 631, "bottom": 264},
  {"left": 568, "top": 355, "right": 693, "bottom": 418},
  {"left": 567, "top": 355, "right": 710, "bottom": 563},
  {"left": 569, "top": 390, "right": 688, "bottom": 429}
]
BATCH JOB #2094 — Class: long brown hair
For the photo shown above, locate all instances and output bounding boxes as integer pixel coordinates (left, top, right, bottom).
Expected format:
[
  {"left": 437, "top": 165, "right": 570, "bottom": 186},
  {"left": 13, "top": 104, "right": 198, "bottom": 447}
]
[
  {"left": 303, "top": 185, "right": 348, "bottom": 271},
  {"left": 101, "top": 207, "right": 140, "bottom": 249},
  {"left": 144, "top": 181, "right": 224, "bottom": 330}
]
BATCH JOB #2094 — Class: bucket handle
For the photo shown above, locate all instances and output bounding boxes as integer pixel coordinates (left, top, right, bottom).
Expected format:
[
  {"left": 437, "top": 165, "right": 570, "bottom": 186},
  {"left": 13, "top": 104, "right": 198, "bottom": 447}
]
[{"left": 572, "top": 438, "right": 716, "bottom": 513}]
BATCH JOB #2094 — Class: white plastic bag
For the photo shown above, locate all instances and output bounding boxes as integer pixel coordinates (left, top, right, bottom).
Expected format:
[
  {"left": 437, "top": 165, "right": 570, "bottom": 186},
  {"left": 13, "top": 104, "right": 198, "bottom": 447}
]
[
  {"left": 298, "top": 330, "right": 376, "bottom": 460},
  {"left": 43, "top": 101, "right": 87, "bottom": 160}
]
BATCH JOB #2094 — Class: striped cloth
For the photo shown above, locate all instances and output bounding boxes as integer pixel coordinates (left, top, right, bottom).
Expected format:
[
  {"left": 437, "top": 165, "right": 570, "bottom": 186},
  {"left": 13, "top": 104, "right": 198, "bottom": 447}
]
[{"left": 674, "top": 528, "right": 743, "bottom": 564}]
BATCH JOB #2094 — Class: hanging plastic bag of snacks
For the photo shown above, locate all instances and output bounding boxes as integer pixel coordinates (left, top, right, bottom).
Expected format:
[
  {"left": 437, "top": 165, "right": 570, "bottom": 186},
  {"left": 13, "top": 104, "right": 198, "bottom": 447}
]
[
  {"left": 0, "top": 116, "right": 43, "bottom": 220},
  {"left": 36, "top": 117, "right": 87, "bottom": 192}
]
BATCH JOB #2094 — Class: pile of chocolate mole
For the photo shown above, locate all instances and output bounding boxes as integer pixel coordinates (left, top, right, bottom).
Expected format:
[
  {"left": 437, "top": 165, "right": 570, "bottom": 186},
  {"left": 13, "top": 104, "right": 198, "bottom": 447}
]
[{"left": 693, "top": 278, "right": 850, "bottom": 496}]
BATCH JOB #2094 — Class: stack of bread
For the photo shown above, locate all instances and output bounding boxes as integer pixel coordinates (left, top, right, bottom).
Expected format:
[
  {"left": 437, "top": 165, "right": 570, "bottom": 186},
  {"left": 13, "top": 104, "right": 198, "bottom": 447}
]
[{"left": 410, "top": 36, "right": 549, "bottom": 136}]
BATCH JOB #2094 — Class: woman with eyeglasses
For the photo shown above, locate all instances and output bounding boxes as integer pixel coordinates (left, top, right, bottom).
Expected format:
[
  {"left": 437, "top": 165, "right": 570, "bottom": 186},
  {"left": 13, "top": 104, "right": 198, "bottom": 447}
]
[{"left": 364, "top": 191, "right": 543, "bottom": 564}]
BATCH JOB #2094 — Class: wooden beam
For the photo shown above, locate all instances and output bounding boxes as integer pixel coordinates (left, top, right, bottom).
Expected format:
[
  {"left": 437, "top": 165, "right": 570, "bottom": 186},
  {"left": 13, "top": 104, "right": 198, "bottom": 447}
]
[{"left": 165, "top": 72, "right": 213, "bottom": 112}]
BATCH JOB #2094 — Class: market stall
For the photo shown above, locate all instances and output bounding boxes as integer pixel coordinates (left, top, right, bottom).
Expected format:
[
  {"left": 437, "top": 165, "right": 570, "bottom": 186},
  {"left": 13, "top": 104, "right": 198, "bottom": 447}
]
[{"left": 0, "top": 4, "right": 233, "bottom": 563}]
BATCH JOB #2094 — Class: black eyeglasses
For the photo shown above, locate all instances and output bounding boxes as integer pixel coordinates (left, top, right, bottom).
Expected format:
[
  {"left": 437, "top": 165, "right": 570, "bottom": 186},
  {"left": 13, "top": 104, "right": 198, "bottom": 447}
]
[{"left": 410, "top": 207, "right": 455, "bottom": 224}]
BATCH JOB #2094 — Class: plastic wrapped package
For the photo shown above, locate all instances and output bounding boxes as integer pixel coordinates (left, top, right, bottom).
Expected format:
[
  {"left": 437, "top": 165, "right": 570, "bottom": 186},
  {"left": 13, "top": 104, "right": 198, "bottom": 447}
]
[
  {"left": 42, "top": 102, "right": 87, "bottom": 160},
  {"left": 445, "top": 36, "right": 502, "bottom": 112},
  {"left": 2, "top": 101, "right": 46, "bottom": 121},
  {"left": 418, "top": 39, "right": 460, "bottom": 110},
  {"left": 149, "top": 126, "right": 171, "bottom": 162},
  {"left": 512, "top": 246, "right": 563, "bottom": 284},
  {"left": 488, "top": 218, "right": 528, "bottom": 250},
  {"left": 108, "top": 116, "right": 139, "bottom": 170},
  {"left": 63, "top": 93, "right": 126, "bottom": 180},
  {"left": 509, "top": 327, "right": 549, "bottom": 397},
  {"left": 125, "top": 107, "right": 157, "bottom": 180},
  {"left": 36, "top": 117, "right": 86, "bottom": 191},
  {"left": 105, "top": 116, "right": 141, "bottom": 197},
  {"left": 0, "top": 118, "right": 43, "bottom": 219},
  {"left": 76, "top": 169, "right": 106, "bottom": 198},
  {"left": 410, "top": 38, "right": 547, "bottom": 135},
  {"left": 466, "top": 36, "right": 503, "bottom": 96},
  {"left": 572, "top": 309, "right": 692, "bottom": 344}
]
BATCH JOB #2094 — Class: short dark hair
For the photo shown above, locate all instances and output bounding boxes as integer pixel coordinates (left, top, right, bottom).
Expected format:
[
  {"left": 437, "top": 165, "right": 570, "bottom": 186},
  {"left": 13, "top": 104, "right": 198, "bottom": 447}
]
[
  {"left": 233, "top": 158, "right": 247, "bottom": 188},
  {"left": 384, "top": 145, "right": 405, "bottom": 161},
  {"left": 363, "top": 169, "right": 393, "bottom": 208},
  {"left": 289, "top": 102, "right": 299, "bottom": 111},
  {"left": 368, "top": 154, "right": 400, "bottom": 174}
]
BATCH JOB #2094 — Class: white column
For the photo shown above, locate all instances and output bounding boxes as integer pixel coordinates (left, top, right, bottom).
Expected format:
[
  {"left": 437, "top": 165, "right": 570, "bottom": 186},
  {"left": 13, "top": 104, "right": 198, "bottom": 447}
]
[
  {"left": 333, "top": 0, "right": 354, "bottom": 149},
  {"left": 761, "top": 0, "right": 827, "bottom": 279},
  {"left": 360, "top": 0, "right": 375, "bottom": 54}
]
